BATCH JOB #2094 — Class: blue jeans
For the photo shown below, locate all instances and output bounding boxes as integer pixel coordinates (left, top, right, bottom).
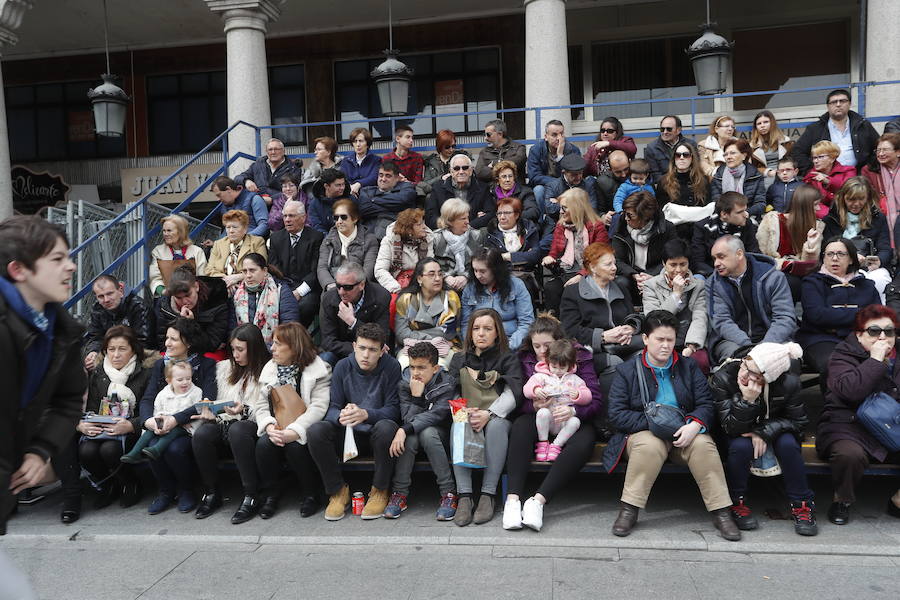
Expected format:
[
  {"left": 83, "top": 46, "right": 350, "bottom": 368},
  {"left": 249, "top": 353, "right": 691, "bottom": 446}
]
[
  {"left": 533, "top": 185, "right": 547, "bottom": 215},
  {"left": 726, "top": 432, "right": 813, "bottom": 502},
  {"left": 148, "top": 434, "right": 194, "bottom": 497}
]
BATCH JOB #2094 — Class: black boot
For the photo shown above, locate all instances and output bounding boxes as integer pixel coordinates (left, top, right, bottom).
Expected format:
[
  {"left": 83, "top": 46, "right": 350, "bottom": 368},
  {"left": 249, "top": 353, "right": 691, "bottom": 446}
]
[
  {"left": 93, "top": 483, "right": 120, "bottom": 510},
  {"left": 60, "top": 494, "right": 82, "bottom": 524}
]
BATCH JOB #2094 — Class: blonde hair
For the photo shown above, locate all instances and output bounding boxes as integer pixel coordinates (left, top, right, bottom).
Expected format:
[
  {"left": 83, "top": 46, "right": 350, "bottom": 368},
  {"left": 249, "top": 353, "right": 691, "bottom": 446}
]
[
  {"left": 708, "top": 115, "right": 735, "bottom": 136},
  {"left": 835, "top": 177, "right": 877, "bottom": 231},
  {"left": 558, "top": 188, "right": 601, "bottom": 231},
  {"left": 164, "top": 359, "right": 193, "bottom": 382},
  {"left": 437, "top": 198, "right": 470, "bottom": 229},
  {"left": 160, "top": 214, "right": 191, "bottom": 247},
  {"left": 811, "top": 140, "right": 841, "bottom": 160}
]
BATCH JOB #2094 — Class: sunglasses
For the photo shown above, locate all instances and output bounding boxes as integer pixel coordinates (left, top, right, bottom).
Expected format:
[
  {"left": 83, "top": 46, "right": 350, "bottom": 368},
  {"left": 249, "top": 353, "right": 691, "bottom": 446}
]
[
  {"left": 334, "top": 214, "right": 351, "bottom": 221},
  {"left": 864, "top": 326, "right": 896, "bottom": 338},
  {"left": 659, "top": 126, "right": 675, "bottom": 132},
  {"left": 336, "top": 282, "right": 361, "bottom": 291},
  {"left": 674, "top": 151, "right": 691, "bottom": 158},
  {"left": 452, "top": 165, "right": 471, "bottom": 171},
  {"left": 599, "top": 128, "right": 617, "bottom": 134}
]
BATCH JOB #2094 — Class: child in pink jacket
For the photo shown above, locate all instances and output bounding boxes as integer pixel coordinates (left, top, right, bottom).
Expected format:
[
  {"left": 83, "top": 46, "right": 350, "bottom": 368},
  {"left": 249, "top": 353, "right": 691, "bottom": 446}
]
[{"left": 523, "top": 339, "right": 592, "bottom": 461}]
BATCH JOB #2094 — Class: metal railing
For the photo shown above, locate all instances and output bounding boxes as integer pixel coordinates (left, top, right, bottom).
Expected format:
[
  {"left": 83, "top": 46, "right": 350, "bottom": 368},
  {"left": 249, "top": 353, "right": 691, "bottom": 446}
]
[{"left": 58, "top": 79, "right": 900, "bottom": 316}]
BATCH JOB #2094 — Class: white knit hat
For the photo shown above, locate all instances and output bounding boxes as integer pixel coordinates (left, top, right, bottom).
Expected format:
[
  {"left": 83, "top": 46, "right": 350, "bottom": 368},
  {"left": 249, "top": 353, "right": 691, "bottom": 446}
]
[{"left": 747, "top": 342, "right": 803, "bottom": 383}]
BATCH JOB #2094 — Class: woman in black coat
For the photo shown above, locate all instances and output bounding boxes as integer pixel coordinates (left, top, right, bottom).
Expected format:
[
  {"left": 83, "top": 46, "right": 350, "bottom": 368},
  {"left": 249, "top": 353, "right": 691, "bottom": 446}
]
[
  {"left": 710, "top": 138, "right": 766, "bottom": 218},
  {"left": 609, "top": 190, "right": 676, "bottom": 298},
  {"left": 56, "top": 325, "right": 152, "bottom": 523},
  {"left": 711, "top": 343, "right": 817, "bottom": 536},
  {"left": 816, "top": 304, "right": 900, "bottom": 525},
  {"left": 559, "top": 242, "right": 642, "bottom": 399}
]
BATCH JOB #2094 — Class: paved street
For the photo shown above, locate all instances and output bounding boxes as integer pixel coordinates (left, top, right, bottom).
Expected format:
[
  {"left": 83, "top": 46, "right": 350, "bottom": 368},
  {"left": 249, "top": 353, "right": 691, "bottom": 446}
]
[{"left": 3, "top": 472, "right": 899, "bottom": 599}]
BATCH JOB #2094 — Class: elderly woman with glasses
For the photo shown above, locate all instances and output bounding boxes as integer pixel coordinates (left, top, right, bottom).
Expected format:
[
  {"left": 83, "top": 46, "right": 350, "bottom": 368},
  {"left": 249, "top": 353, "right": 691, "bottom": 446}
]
[
  {"left": 490, "top": 160, "right": 539, "bottom": 223},
  {"left": 816, "top": 304, "right": 900, "bottom": 526},
  {"left": 804, "top": 141, "right": 857, "bottom": 218},
  {"left": 698, "top": 115, "right": 736, "bottom": 176},
  {"left": 862, "top": 133, "right": 900, "bottom": 242},
  {"left": 317, "top": 199, "right": 378, "bottom": 291}
]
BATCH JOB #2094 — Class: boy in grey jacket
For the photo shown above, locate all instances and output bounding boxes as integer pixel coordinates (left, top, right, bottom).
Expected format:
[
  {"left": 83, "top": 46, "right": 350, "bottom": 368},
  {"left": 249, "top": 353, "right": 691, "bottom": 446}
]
[{"left": 385, "top": 342, "right": 458, "bottom": 520}]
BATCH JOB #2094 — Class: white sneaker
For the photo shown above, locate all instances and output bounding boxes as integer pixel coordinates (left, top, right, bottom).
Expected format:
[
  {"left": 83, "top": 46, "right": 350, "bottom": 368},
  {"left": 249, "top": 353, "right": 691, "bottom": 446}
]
[
  {"left": 502, "top": 497, "right": 522, "bottom": 530},
  {"left": 521, "top": 496, "right": 544, "bottom": 532}
]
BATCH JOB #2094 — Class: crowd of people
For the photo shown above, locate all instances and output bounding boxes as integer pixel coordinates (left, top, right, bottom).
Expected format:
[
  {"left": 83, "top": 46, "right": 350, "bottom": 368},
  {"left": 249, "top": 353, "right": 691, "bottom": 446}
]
[{"left": 2, "top": 89, "right": 900, "bottom": 543}]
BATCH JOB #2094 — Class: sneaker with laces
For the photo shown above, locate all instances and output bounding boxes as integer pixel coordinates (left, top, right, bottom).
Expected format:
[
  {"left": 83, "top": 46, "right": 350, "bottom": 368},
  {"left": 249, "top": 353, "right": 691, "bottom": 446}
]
[
  {"left": 729, "top": 497, "right": 759, "bottom": 530},
  {"left": 791, "top": 500, "right": 818, "bottom": 536},
  {"left": 436, "top": 493, "right": 458, "bottom": 521},
  {"left": 383, "top": 493, "right": 408, "bottom": 519}
]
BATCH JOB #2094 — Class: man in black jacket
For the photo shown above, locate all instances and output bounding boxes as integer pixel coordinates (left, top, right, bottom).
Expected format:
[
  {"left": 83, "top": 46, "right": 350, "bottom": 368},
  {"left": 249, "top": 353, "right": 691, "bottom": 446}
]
[
  {"left": 0, "top": 216, "right": 87, "bottom": 535},
  {"left": 643, "top": 115, "right": 698, "bottom": 183},
  {"left": 150, "top": 268, "right": 230, "bottom": 354},
  {"left": 234, "top": 137, "right": 302, "bottom": 198},
  {"left": 426, "top": 154, "right": 495, "bottom": 229},
  {"left": 595, "top": 150, "right": 630, "bottom": 225},
  {"left": 792, "top": 89, "right": 879, "bottom": 175},
  {"left": 318, "top": 261, "right": 391, "bottom": 365},
  {"left": 82, "top": 275, "right": 149, "bottom": 370},
  {"left": 267, "top": 200, "right": 323, "bottom": 326}
]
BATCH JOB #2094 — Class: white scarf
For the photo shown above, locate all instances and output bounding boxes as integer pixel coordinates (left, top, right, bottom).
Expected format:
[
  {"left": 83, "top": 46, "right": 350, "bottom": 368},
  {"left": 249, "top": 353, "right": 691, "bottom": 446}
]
[
  {"left": 628, "top": 221, "right": 654, "bottom": 271},
  {"left": 499, "top": 224, "right": 522, "bottom": 253},
  {"left": 103, "top": 354, "right": 138, "bottom": 408},
  {"left": 338, "top": 227, "right": 358, "bottom": 258},
  {"left": 442, "top": 229, "right": 470, "bottom": 275}
]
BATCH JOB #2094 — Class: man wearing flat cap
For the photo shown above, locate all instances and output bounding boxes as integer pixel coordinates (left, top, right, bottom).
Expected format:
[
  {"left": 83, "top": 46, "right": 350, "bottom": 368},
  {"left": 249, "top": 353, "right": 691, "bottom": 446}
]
[{"left": 543, "top": 153, "right": 599, "bottom": 220}]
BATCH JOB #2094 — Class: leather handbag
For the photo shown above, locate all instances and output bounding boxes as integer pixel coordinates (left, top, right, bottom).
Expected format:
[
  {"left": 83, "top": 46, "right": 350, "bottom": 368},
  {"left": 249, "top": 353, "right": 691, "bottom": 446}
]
[
  {"left": 857, "top": 391, "right": 900, "bottom": 452},
  {"left": 157, "top": 257, "right": 196, "bottom": 286},
  {"left": 636, "top": 361, "right": 685, "bottom": 440},
  {"left": 269, "top": 384, "right": 306, "bottom": 429}
]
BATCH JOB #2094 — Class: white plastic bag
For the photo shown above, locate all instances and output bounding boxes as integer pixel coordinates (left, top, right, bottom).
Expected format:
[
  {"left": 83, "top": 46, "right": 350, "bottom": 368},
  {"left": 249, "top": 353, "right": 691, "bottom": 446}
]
[{"left": 343, "top": 425, "right": 359, "bottom": 462}]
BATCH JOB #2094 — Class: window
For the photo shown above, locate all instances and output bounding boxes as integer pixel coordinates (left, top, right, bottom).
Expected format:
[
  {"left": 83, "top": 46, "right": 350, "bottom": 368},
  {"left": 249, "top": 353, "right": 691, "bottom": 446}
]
[
  {"left": 590, "top": 35, "right": 713, "bottom": 119},
  {"left": 5, "top": 81, "right": 126, "bottom": 162},
  {"left": 147, "top": 71, "right": 227, "bottom": 155},
  {"left": 334, "top": 48, "right": 501, "bottom": 142},
  {"left": 269, "top": 65, "right": 306, "bottom": 145},
  {"left": 732, "top": 21, "right": 849, "bottom": 111},
  {"left": 568, "top": 46, "right": 584, "bottom": 121}
]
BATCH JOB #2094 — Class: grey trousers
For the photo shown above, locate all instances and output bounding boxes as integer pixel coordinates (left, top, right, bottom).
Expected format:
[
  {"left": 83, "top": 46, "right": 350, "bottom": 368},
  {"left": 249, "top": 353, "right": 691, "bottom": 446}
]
[
  {"left": 453, "top": 416, "right": 511, "bottom": 495},
  {"left": 391, "top": 426, "right": 455, "bottom": 496}
]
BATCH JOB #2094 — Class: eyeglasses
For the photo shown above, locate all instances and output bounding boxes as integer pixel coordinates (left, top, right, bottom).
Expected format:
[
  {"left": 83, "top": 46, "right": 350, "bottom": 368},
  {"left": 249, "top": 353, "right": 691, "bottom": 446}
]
[
  {"left": 336, "top": 282, "right": 361, "bottom": 291},
  {"left": 624, "top": 211, "right": 638, "bottom": 220},
  {"left": 599, "top": 128, "right": 617, "bottom": 134},
  {"left": 824, "top": 251, "right": 849, "bottom": 259},
  {"left": 496, "top": 210, "right": 515, "bottom": 216},
  {"left": 811, "top": 155, "right": 831, "bottom": 161},
  {"left": 452, "top": 165, "right": 471, "bottom": 171},
  {"left": 559, "top": 205, "right": 569, "bottom": 213},
  {"left": 674, "top": 151, "right": 691, "bottom": 158},
  {"left": 659, "top": 127, "right": 675, "bottom": 132},
  {"left": 876, "top": 147, "right": 895, "bottom": 154},
  {"left": 334, "top": 214, "right": 351, "bottom": 221},
  {"left": 828, "top": 98, "right": 850, "bottom": 105},
  {"left": 864, "top": 326, "right": 896, "bottom": 338}
]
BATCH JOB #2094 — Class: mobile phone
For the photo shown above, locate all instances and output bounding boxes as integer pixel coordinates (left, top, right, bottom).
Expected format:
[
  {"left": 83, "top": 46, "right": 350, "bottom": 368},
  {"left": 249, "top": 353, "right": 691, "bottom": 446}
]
[{"left": 155, "top": 417, "right": 164, "bottom": 430}]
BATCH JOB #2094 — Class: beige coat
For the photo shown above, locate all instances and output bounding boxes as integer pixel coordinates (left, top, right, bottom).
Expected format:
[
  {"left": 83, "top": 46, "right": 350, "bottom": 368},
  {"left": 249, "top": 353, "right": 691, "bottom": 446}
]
[
  {"left": 374, "top": 221, "right": 434, "bottom": 293},
  {"left": 756, "top": 211, "right": 824, "bottom": 263},
  {"left": 148, "top": 243, "right": 207, "bottom": 294},
  {"left": 206, "top": 234, "right": 267, "bottom": 277},
  {"left": 750, "top": 135, "right": 793, "bottom": 175},
  {"left": 698, "top": 135, "right": 725, "bottom": 177},
  {"left": 254, "top": 357, "right": 331, "bottom": 444}
]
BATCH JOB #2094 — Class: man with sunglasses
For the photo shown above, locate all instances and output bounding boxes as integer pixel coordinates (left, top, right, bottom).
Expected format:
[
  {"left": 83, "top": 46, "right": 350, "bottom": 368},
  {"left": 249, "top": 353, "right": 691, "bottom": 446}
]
[
  {"left": 706, "top": 235, "right": 797, "bottom": 365},
  {"left": 543, "top": 153, "right": 598, "bottom": 220},
  {"left": 426, "top": 154, "right": 494, "bottom": 229},
  {"left": 526, "top": 120, "right": 582, "bottom": 215},
  {"left": 474, "top": 119, "right": 527, "bottom": 184},
  {"left": 791, "top": 89, "right": 879, "bottom": 175},
  {"left": 357, "top": 161, "right": 417, "bottom": 238},
  {"left": 644, "top": 115, "right": 697, "bottom": 184},
  {"left": 318, "top": 261, "right": 391, "bottom": 367}
]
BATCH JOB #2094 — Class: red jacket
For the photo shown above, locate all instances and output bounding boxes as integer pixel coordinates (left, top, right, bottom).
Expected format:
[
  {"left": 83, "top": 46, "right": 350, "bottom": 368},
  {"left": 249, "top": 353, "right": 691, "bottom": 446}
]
[
  {"left": 584, "top": 136, "right": 638, "bottom": 176},
  {"left": 548, "top": 220, "right": 609, "bottom": 259},
  {"left": 802, "top": 161, "right": 856, "bottom": 207}
]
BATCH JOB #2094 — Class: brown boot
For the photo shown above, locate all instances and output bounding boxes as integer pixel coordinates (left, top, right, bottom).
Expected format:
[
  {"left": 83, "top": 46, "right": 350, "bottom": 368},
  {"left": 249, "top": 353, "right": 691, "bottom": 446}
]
[
  {"left": 473, "top": 494, "right": 495, "bottom": 525},
  {"left": 361, "top": 486, "right": 389, "bottom": 520},
  {"left": 711, "top": 507, "right": 742, "bottom": 541},
  {"left": 324, "top": 485, "right": 350, "bottom": 521},
  {"left": 612, "top": 502, "right": 640, "bottom": 537}
]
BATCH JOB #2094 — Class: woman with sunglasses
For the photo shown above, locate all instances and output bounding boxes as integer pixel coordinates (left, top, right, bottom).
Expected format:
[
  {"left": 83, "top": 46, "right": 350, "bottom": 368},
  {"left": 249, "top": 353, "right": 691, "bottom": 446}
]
[
  {"left": 317, "top": 198, "right": 378, "bottom": 291},
  {"left": 817, "top": 304, "right": 900, "bottom": 525},
  {"left": 655, "top": 143, "right": 712, "bottom": 242},
  {"left": 698, "top": 115, "right": 736, "bottom": 176},
  {"left": 799, "top": 237, "right": 880, "bottom": 379},
  {"left": 584, "top": 117, "right": 636, "bottom": 177}
]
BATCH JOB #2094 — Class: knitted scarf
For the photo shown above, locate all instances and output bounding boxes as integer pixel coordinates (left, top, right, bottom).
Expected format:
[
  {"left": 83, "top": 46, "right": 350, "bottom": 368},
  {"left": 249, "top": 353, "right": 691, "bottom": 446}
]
[
  {"left": 103, "top": 354, "right": 138, "bottom": 412},
  {"left": 498, "top": 223, "right": 522, "bottom": 253},
  {"left": 442, "top": 229, "right": 471, "bottom": 275},
  {"left": 628, "top": 220, "right": 654, "bottom": 271},
  {"left": 560, "top": 224, "right": 588, "bottom": 271},
  {"left": 276, "top": 363, "right": 300, "bottom": 387},
  {"left": 722, "top": 163, "right": 746, "bottom": 194},
  {"left": 338, "top": 227, "right": 357, "bottom": 258},
  {"left": 233, "top": 275, "right": 281, "bottom": 344},
  {"left": 393, "top": 235, "right": 430, "bottom": 274}
]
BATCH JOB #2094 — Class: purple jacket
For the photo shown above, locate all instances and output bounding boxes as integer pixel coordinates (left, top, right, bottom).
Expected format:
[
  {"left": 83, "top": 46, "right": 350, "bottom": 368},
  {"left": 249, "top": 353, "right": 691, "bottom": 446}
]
[
  {"left": 518, "top": 343, "right": 602, "bottom": 420},
  {"left": 817, "top": 333, "right": 898, "bottom": 462}
]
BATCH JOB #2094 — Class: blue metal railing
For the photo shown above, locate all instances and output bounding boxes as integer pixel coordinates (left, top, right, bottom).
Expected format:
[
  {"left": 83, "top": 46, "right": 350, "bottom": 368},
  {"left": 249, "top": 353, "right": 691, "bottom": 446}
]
[{"left": 64, "top": 79, "right": 900, "bottom": 311}]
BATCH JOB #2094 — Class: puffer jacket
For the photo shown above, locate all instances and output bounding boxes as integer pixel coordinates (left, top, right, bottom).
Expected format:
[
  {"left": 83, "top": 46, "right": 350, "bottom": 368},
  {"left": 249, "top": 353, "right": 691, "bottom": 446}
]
[
  {"left": 710, "top": 359, "right": 807, "bottom": 442},
  {"left": 484, "top": 219, "right": 544, "bottom": 272},
  {"left": 150, "top": 276, "right": 229, "bottom": 354},
  {"left": 641, "top": 271, "right": 707, "bottom": 349},
  {"left": 397, "top": 367, "right": 456, "bottom": 435}
]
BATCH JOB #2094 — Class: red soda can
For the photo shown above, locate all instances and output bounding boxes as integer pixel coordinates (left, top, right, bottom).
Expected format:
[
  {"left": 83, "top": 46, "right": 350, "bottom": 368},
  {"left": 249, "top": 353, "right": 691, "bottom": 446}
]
[{"left": 352, "top": 492, "right": 365, "bottom": 515}]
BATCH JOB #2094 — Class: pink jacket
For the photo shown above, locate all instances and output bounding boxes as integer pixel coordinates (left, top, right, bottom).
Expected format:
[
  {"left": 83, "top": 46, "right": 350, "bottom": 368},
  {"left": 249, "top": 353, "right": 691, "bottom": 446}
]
[{"left": 523, "top": 361, "right": 592, "bottom": 406}]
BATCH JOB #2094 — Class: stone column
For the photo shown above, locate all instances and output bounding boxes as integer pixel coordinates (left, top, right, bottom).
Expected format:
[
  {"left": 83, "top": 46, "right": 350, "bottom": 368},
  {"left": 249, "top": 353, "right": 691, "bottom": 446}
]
[
  {"left": 524, "top": 0, "right": 570, "bottom": 140},
  {"left": 205, "top": 0, "right": 283, "bottom": 175},
  {"left": 864, "top": 0, "right": 900, "bottom": 125},
  {"left": 0, "top": 0, "right": 33, "bottom": 220}
]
